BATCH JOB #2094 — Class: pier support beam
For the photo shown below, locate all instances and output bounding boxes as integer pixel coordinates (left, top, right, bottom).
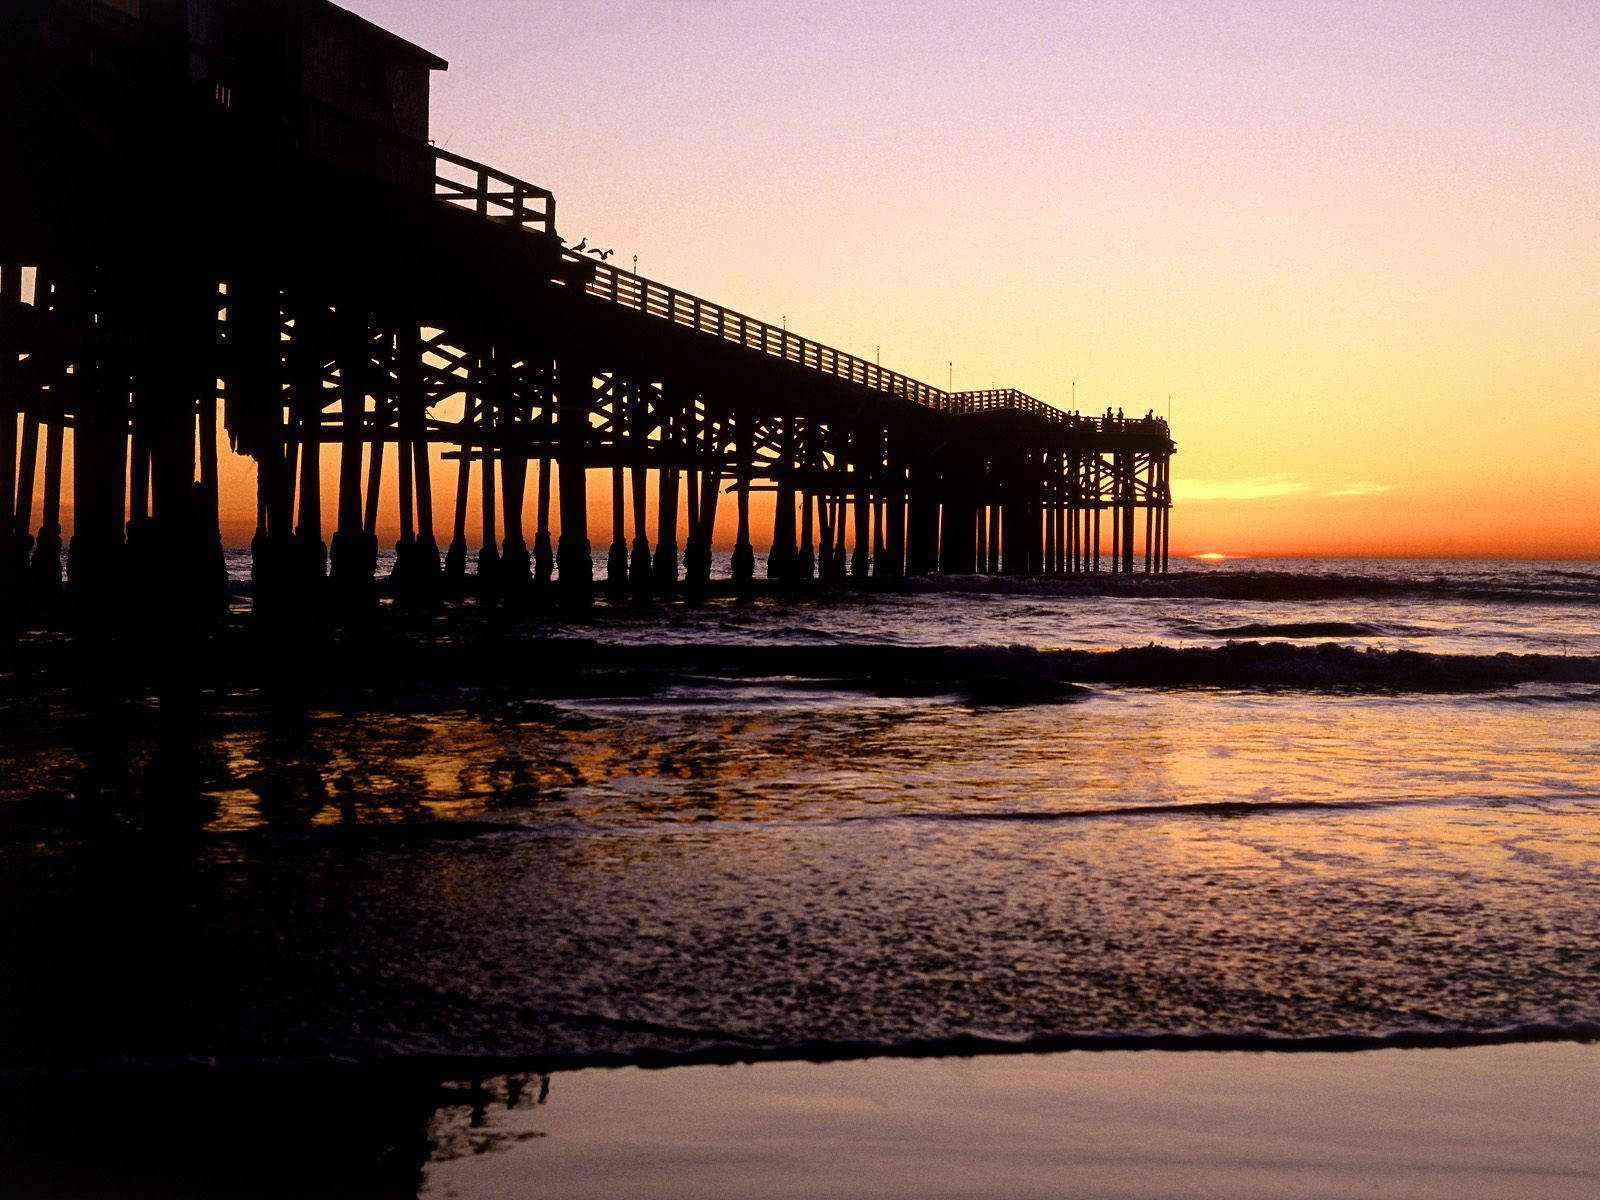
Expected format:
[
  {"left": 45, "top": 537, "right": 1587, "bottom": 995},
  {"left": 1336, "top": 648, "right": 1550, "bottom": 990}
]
[
  {"left": 686, "top": 402, "right": 723, "bottom": 590},
  {"left": 939, "top": 475, "right": 978, "bottom": 575},
  {"left": 655, "top": 385, "right": 681, "bottom": 588},
  {"left": 475, "top": 353, "right": 500, "bottom": 600},
  {"left": 67, "top": 275, "right": 128, "bottom": 621},
  {"left": 31, "top": 414, "right": 64, "bottom": 605},
  {"left": 0, "top": 264, "right": 29, "bottom": 622},
  {"left": 279, "top": 298, "right": 322, "bottom": 599},
  {"left": 329, "top": 309, "right": 377, "bottom": 604},
  {"left": 498, "top": 356, "right": 532, "bottom": 598},
  {"left": 397, "top": 322, "right": 440, "bottom": 602},
  {"left": 884, "top": 472, "right": 906, "bottom": 579},
  {"left": 607, "top": 455, "right": 627, "bottom": 592},
  {"left": 1120, "top": 452, "right": 1136, "bottom": 573},
  {"left": 534, "top": 405, "right": 554, "bottom": 587},
  {"left": 796, "top": 419, "right": 816, "bottom": 580},
  {"left": 768, "top": 413, "right": 797, "bottom": 582},
  {"left": 628, "top": 378, "right": 652, "bottom": 590},
  {"left": 556, "top": 357, "right": 592, "bottom": 601},
  {"left": 851, "top": 428, "right": 873, "bottom": 582},
  {"left": 444, "top": 352, "right": 476, "bottom": 595},
  {"left": 906, "top": 464, "right": 939, "bottom": 576},
  {"left": 731, "top": 405, "right": 755, "bottom": 585}
]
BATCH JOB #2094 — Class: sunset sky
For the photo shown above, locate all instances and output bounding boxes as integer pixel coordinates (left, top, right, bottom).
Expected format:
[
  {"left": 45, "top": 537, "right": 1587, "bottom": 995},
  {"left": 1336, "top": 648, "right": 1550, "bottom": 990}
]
[{"left": 231, "top": 0, "right": 1599, "bottom": 558}]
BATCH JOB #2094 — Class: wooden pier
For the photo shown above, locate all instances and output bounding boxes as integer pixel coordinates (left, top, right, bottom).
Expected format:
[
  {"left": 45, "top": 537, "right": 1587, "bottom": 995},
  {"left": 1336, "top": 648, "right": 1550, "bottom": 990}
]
[{"left": 0, "top": 0, "right": 1174, "bottom": 627}]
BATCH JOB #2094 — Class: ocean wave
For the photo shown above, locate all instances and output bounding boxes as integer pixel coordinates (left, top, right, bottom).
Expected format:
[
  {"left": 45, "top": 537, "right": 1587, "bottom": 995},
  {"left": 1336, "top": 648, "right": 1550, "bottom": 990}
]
[
  {"left": 487, "top": 1020, "right": 1600, "bottom": 1073},
  {"left": 14, "top": 627, "right": 1600, "bottom": 703},
  {"left": 840, "top": 797, "right": 1428, "bottom": 825},
  {"left": 1195, "top": 620, "right": 1417, "bottom": 639},
  {"left": 1478, "top": 687, "right": 1600, "bottom": 705},
  {"left": 209, "top": 560, "right": 1600, "bottom": 606},
  {"left": 242, "top": 639, "right": 1600, "bottom": 699},
  {"left": 540, "top": 641, "right": 1600, "bottom": 697},
  {"left": 905, "top": 568, "right": 1600, "bottom": 606},
  {"left": 13, "top": 1021, "right": 1590, "bottom": 1083}
]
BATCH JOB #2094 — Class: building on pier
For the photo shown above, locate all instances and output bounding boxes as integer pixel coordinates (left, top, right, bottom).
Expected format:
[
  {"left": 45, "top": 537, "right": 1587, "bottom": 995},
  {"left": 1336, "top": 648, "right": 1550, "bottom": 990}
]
[{"left": 1, "top": 0, "right": 1174, "bottom": 625}]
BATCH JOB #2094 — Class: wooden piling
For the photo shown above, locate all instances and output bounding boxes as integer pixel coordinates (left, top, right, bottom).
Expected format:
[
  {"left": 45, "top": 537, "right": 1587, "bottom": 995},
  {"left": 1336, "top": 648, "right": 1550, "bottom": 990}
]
[
  {"left": 0, "top": 264, "right": 19, "bottom": 554},
  {"left": 498, "top": 354, "right": 531, "bottom": 592},
  {"left": 628, "top": 377, "right": 652, "bottom": 588},
  {"left": 67, "top": 270, "right": 129, "bottom": 617},
  {"left": 655, "top": 385, "right": 680, "bottom": 587},
  {"left": 768, "top": 412, "right": 797, "bottom": 581},
  {"left": 555, "top": 357, "right": 591, "bottom": 596},
  {"left": 732, "top": 405, "right": 755, "bottom": 585}
]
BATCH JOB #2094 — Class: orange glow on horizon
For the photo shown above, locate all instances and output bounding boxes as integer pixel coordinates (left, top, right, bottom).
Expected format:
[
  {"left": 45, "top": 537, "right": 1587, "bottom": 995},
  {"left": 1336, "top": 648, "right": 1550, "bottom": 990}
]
[{"left": 23, "top": 415, "right": 1600, "bottom": 564}]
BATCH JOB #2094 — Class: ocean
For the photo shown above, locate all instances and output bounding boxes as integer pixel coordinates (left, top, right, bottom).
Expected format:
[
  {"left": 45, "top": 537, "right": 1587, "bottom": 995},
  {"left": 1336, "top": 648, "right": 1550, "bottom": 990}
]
[{"left": 2, "top": 556, "right": 1598, "bottom": 1191}]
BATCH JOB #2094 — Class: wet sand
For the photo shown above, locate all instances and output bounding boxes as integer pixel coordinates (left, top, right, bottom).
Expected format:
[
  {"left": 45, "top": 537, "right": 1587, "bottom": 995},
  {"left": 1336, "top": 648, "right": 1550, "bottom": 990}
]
[
  {"left": 4, "top": 1044, "right": 1592, "bottom": 1197},
  {"left": 426, "top": 1044, "right": 1598, "bottom": 1200}
]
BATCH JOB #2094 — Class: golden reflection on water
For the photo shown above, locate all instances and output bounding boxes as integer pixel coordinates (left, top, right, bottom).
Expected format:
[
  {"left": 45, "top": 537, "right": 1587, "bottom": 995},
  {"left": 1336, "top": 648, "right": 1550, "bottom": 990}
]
[
  {"left": 5, "top": 667, "right": 1597, "bottom": 1061},
  {"left": 147, "top": 681, "right": 1600, "bottom": 842}
]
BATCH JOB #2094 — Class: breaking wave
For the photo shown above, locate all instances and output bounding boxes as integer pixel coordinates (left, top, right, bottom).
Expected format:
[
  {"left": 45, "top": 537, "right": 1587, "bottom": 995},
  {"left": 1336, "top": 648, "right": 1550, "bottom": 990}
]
[
  {"left": 424, "top": 1019, "right": 1600, "bottom": 1074},
  {"left": 906, "top": 566, "right": 1600, "bottom": 606},
  {"left": 14, "top": 629, "right": 1600, "bottom": 707},
  {"left": 415, "top": 639, "right": 1600, "bottom": 698},
  {"left": 5, "top": 1019, "right": 1594, "bottom": 1083},
  {"left": 838, "top": 796, "right": 1433, "bottom": 825},
  {"left": 1194, "top": 620, "right": 1421, "bottom": 639}
]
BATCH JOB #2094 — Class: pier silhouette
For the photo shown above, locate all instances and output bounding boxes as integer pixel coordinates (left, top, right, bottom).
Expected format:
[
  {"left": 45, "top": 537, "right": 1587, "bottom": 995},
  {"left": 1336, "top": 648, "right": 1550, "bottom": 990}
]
[{"left": 1, "top": 0, "right": 1175, "bottom": 628}]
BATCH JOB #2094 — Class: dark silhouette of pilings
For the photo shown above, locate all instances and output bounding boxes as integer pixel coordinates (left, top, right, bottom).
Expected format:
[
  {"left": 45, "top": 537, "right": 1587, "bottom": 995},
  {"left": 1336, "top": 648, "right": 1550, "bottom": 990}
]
[
  {"left": 1, "top": 255, "right": 1179, "bottom": 632},
  {"left": 2, "top": 48, "right": 1176, "bottom": 633}
]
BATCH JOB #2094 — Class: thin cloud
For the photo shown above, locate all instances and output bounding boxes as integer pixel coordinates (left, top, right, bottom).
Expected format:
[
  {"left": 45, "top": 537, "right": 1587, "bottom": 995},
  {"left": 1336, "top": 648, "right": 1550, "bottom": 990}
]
[
  {"left": 1174, "top": 478, "right": 1396, "bottom": 502},
  {"left": 1175, "top": 478, "right": 1311, "bottom": 502},
  {"left": 1324, "top": 481, "right": 1395, "bottom": 497}
]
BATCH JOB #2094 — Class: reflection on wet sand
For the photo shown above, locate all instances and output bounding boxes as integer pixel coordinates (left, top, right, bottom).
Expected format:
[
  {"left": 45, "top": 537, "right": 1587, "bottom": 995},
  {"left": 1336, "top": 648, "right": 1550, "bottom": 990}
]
[{"left": 7, "top": 1047, "right": 1597, "bottom": 1200}]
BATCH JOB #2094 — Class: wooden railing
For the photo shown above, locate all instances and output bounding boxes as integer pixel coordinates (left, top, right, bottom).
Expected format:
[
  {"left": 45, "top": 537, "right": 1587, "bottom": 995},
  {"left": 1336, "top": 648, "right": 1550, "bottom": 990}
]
[
  {"left": 576, "top": 258, "right": 958, "bottom": 410},
  {"left": 573, "top": 262, "right": 1171, "bottom": 439},
  {"left": 947, "top": 391, "right": 1166, "bottom": 436},
  {"left": 434, "top": 148, "right": 555, "bottom": 236},
  {"left": 432, "top": 148, "right": 1171, "bottom": 441},
  {"left": 949, "top": 388, "right": 1060, "bottom": 418}
]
